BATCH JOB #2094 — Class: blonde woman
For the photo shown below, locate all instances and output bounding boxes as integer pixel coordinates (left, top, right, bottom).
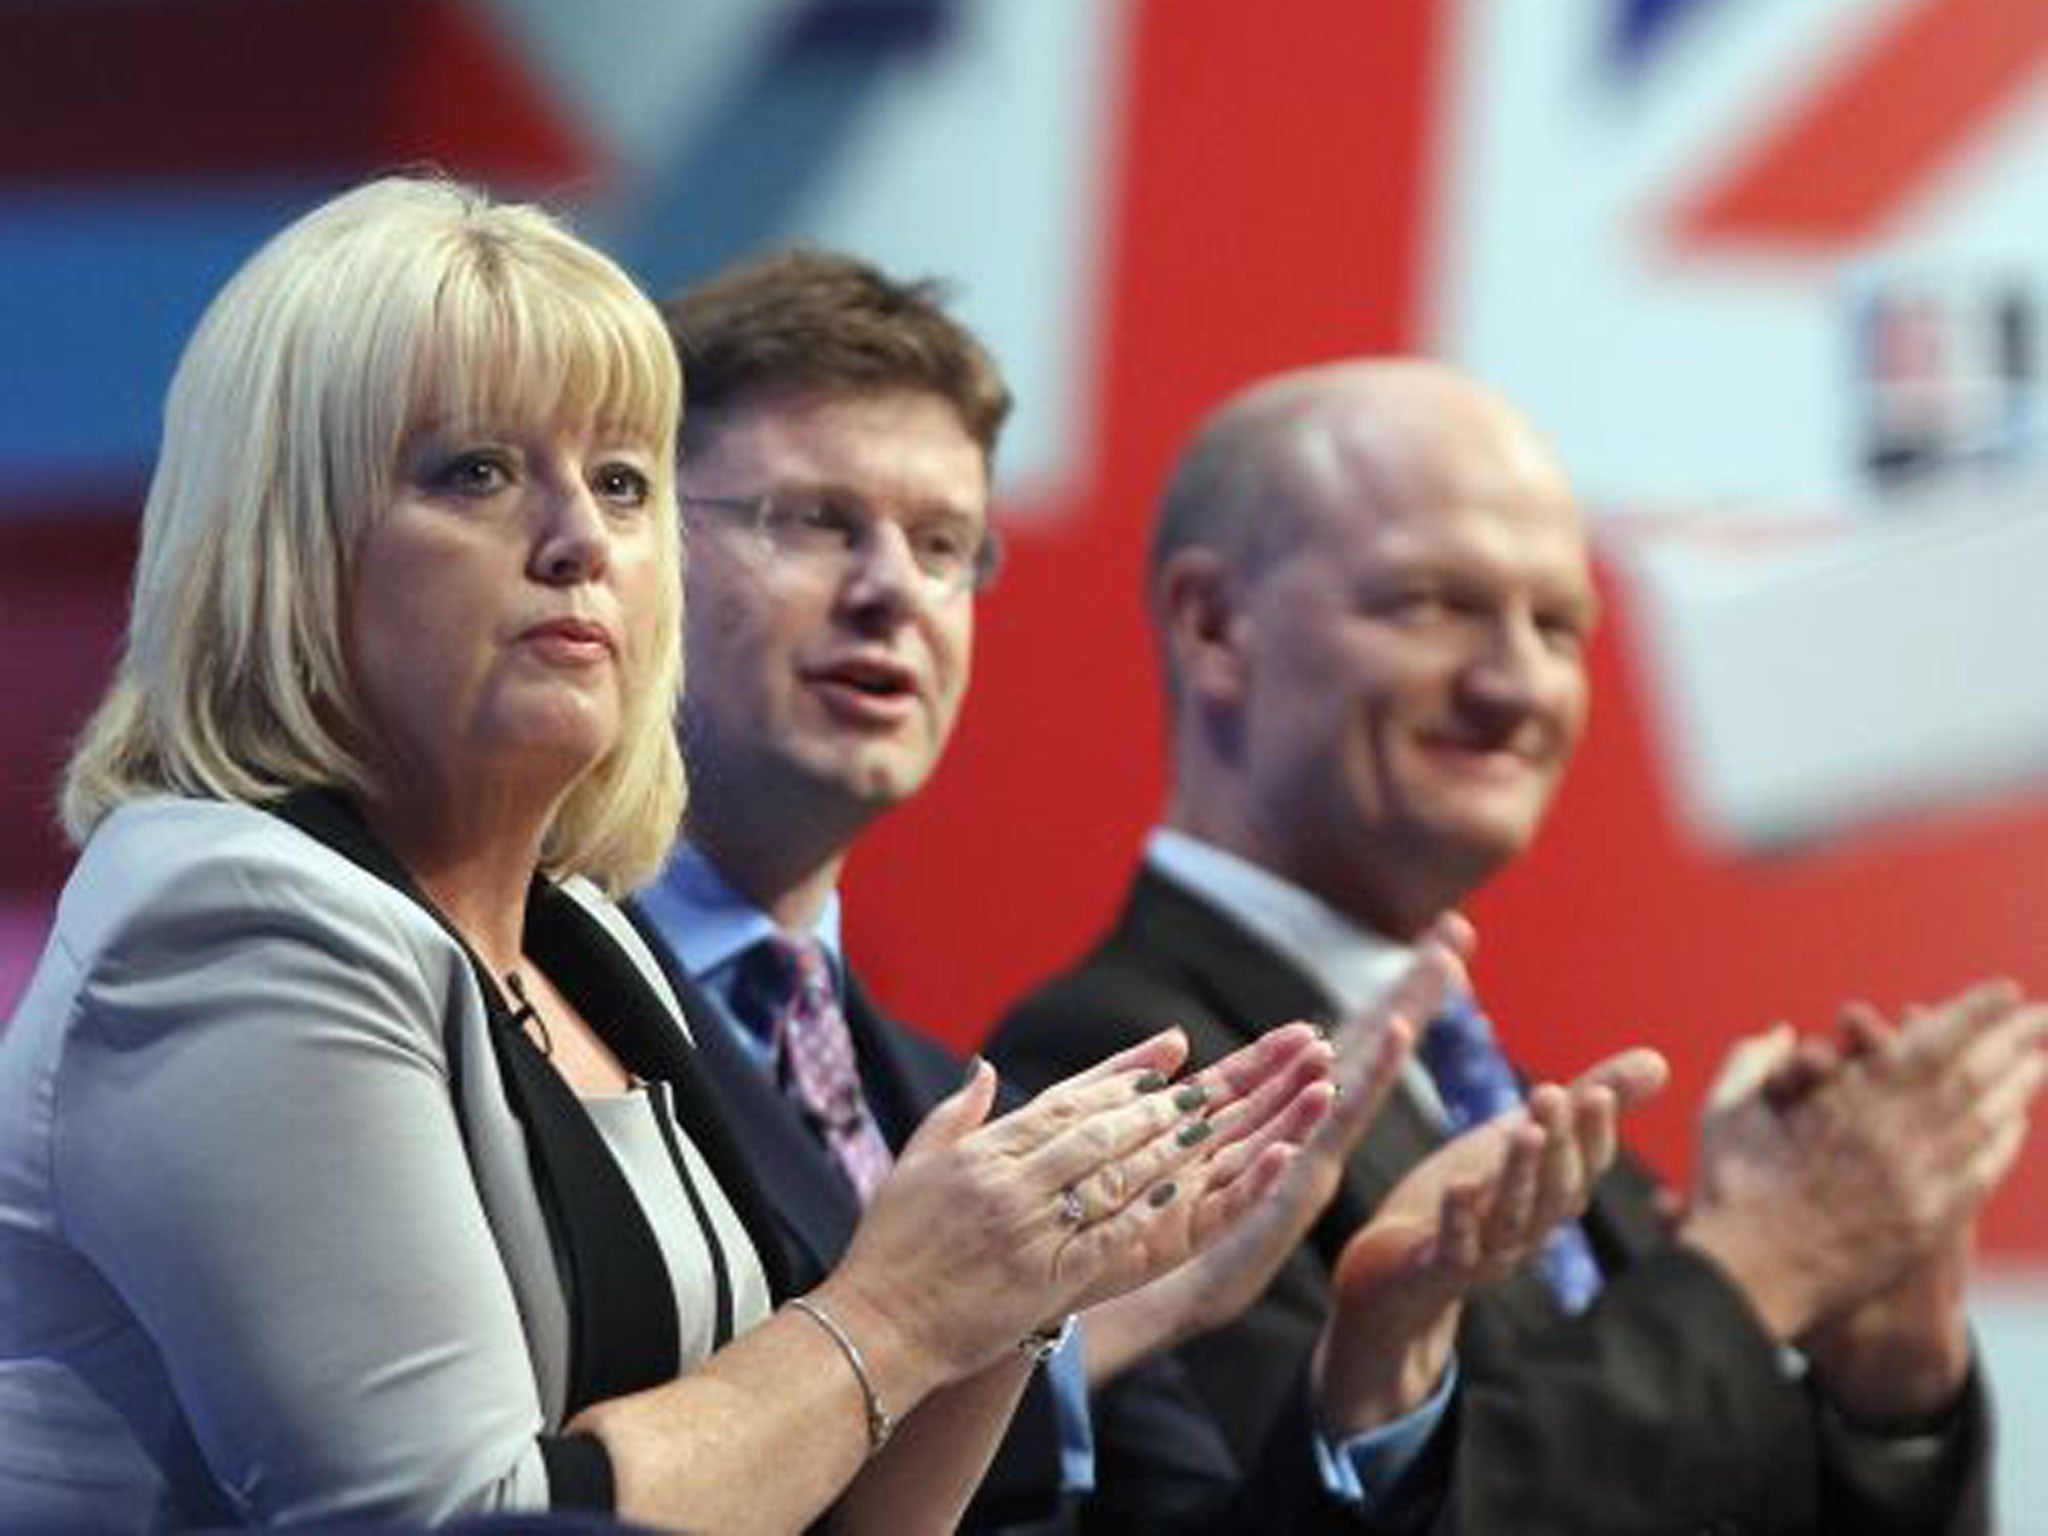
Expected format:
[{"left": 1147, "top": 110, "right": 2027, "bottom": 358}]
[{"left": 0, "top": 177, "right": 1335, "bottom": 1533}]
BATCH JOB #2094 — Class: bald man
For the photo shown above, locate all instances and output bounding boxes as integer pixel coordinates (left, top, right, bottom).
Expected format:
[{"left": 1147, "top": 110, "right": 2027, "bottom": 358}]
[{"left": 992, "top": 360, "right": 2037, "bottom": 1535}]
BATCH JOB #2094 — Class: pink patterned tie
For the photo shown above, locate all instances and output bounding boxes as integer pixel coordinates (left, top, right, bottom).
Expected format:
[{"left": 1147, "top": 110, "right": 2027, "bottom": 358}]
[{"left": 765, "top": 934, "right": 893, "bottom": 1203}]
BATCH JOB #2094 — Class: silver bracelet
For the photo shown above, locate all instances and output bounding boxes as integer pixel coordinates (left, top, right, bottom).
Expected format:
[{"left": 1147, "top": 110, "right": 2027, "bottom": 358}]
[
  {"left": 1019, "top": 1313, "right": 1077, "bottom": 1367},
  {"left": 787, "top": 1295, "right": 897, "bottom": 1455}
]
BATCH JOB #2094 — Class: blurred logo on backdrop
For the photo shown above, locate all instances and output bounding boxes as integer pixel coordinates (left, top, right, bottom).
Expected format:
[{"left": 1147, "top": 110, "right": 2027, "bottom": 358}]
[
  {"left": 1853, "top": 269, "right": 2039, "bottom": 491},
  {"left": 1436, "top": 0, "right": 2048, "bottom": 852}
]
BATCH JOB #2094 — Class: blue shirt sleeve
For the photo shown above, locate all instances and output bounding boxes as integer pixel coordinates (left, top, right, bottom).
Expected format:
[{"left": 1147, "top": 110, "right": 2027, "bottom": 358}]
[
  {"left": 1048, "top": 1319, "right": 1098, "bottom": 1494},
  {"left": 1310, "top": 1358, "right": 1458, "bottom": 1512}
]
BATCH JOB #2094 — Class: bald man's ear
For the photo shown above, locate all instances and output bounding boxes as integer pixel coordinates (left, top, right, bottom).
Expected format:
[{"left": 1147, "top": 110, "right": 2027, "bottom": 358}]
[{"left": 1156, "top": 547, "right": 1251, "bottom": 707}]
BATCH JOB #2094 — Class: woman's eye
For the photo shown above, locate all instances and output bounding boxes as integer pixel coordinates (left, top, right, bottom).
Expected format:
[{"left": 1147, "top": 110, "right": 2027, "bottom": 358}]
[
  {"left": 593, "top": 463, "right": 652, "bottom": 507},
  {"left": 430, "top": 451, "right": 514, "bottom": 497}
]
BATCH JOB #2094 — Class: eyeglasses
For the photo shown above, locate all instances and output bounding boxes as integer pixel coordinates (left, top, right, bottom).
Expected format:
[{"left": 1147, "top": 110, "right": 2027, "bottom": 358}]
[{"left": 684, "top": 488, "right": 1003, "bottom": 599}]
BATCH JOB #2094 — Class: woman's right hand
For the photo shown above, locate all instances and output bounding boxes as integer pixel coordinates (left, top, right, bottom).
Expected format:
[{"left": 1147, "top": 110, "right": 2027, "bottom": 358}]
[
  {"left": 816, "top": 1022, "right": 1336, "bottom": 1389},
  {"left": 1076, "top": 928, "right": 1469, "bottom": 1385}
]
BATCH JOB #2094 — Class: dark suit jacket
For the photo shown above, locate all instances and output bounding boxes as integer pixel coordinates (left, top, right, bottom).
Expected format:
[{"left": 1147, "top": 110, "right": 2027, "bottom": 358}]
[
  {"left": 988, "top": 867, "right": 1992, "bottom": 1536},
  {"left": 622, "top": 902, "right": 1421, "bottom": 1536}
]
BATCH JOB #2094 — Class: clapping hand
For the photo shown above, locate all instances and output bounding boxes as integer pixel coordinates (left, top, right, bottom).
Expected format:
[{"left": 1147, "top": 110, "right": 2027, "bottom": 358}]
[
  {"left": 1781, "top": 989, "right": 2045, "bottom": 1420},
  {"left": 824, "top": 1018, "right": 1339, "bottom": 1387},
  {"left": 1311, "top": 1046, "right": 1667, "bottom": 1435},
  {"left": 1076, "top": 916, "right": 1471, "bottom": 1384},
  {"left": 1682, "top": 981, "right": 2047, "bottom": 1351}
]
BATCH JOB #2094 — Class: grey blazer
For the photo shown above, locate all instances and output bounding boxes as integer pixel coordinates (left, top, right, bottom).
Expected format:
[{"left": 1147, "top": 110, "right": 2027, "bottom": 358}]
[{"left": 0, "top": 793, "right": 780, "bottom": 1531}]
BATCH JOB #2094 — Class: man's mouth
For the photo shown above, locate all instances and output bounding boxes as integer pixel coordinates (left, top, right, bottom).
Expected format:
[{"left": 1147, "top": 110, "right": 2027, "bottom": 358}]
[
  {"left": 1416, "top": 732, "right": 1542, "bottom": 773},
  {"left": 811, "top": 657, "right": 915, "bottom": 694},
  {"left": 803, "top": 656, "right": 921, "bottom": 721}
]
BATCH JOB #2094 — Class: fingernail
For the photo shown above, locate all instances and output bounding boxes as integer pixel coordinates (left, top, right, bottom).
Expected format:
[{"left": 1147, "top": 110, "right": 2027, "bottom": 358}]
[
  {"left": 1176, "top": 1118, "right": 1213, "bottom": 1147},
  {"left": 1310, "top": 1020, "right": 1332, "bottom": 1042},
  {"left": 1147, "top": 1181, "right": 1179, "bottom": 1208},
  {"left": 1173, "top": 1083, "right": 1209, "bottom": 1113},
  {"left": 1134, "top": 1069, "right": 1169, "bottom": 1094}
]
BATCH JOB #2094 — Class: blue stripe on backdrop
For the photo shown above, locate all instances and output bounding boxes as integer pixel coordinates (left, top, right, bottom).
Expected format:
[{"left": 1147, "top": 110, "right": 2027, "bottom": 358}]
[
  {"left": 605, "top": 0, "right": 958, "bottom": 293},
  {"left": 1612, "top": 0, "right": 1724, "bottom": 73},
  {"left": 0, "top": 187, "right": 351, "bottom": 508}
]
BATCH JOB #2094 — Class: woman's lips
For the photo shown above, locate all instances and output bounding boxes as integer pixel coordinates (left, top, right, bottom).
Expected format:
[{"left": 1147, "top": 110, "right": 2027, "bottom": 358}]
[{"left": 519, "top": 617, "right": 616, "bottom": 664}]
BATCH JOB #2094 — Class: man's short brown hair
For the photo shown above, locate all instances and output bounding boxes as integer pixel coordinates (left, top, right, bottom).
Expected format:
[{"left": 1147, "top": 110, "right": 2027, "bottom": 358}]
[{"left": 660, "top": 247, "right": 1012, "bottom": 467}]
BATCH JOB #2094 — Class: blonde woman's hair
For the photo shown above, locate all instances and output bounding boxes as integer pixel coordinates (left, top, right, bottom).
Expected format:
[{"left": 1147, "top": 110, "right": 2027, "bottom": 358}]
[{"left": 62, "top": 175, "right": 686, "bottom": 892}]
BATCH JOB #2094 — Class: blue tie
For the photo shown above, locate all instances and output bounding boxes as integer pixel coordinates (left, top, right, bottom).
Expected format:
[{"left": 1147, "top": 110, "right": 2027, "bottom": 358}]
[{"left": 1417, "top": 994, "right": 1603, "bottom": 1312}]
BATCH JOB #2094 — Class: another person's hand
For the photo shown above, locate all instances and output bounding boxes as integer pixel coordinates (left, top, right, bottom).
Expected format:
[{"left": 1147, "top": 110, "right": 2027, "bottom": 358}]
[
  {"left": 1793, "top": 998, "right": 2020, "bottom": 1423},
  {"left": 1803, "top": 1219, "right": 1974, "bottom": 1425},
  {"left": 1078, "top": 919, "right": 1470, "bottom": 1384},
  {"left": 1311, "top": 1047, "right": 1667, "bottom": 1436},
  {"left": 819, "top": 1020, "right": 1337, "bottom": 1389},
  {"left": 1681, "top": 981, "right": 2047, "bottom": 1344}
]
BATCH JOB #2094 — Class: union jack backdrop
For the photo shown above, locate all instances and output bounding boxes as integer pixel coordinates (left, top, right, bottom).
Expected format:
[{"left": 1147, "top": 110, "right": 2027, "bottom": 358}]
[{"left": 2, "top": 0, "right": 2042, "bottom": 1511}]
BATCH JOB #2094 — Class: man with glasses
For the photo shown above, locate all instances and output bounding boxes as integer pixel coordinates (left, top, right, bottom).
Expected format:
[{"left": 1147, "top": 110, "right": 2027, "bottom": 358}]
[{"left": 629, "top": 250, "right": 1655, "bottom": 1533}]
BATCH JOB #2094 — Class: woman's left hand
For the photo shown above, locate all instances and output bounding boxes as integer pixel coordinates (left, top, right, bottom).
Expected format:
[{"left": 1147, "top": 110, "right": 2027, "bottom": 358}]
[{"left": 822, "top": 1021, "right": 1336, "bottom": 1385}]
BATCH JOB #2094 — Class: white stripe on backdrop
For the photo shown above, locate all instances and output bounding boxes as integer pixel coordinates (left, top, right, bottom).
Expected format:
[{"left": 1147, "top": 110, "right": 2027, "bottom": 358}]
[{"left": 1978, "top": 1268, "right": 2048, "bottom": 1532}]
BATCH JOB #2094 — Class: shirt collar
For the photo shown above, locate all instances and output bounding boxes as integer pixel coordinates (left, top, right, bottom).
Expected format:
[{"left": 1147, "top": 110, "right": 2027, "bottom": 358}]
[
  {"left": 637, "top": 841, "right": 843, "bottom": 978},
  {"left": 1144, "top": 829, "right": 1455, "bottom": 1127}
]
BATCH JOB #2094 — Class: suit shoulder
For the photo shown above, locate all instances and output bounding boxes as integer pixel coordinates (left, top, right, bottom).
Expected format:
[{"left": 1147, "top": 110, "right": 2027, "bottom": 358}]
[
  {"left": 58, "top": 798, "right": 440, "bottom": 961},
  {"left": 39, "top": 797, "right": 461, "bottom": 1059}
]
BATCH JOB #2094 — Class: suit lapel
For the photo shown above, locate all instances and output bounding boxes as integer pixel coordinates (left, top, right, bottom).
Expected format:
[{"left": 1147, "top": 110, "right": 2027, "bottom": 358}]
[
  {"left": 530, "top": 889, "right": 794, "bottom": 1303},
  {"left": 1119, "top": 868, "right": 1342, "bottom": 1044},
  {"left": 1583, "top": 1151, "right": 1667, "bottom": 1268},
  {"left": 618, "top": 899, "right": 982, "bottom": 1298},
  {"left": 271, "top": 789, "right": 685, "bottom": 1410},
  {"left": 663, "top": 958, "right": 863, "bottom": 1293},
  {"left": 840, "top": 975, "right": 1077, "bottom": 1527}
]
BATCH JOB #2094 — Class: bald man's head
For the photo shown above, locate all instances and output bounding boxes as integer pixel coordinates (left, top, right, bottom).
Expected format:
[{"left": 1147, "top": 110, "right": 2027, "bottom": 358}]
[
  {"left": 1151, "top": 360, "right": 1570, "bottom": 603},
  {"left": 1151, "top": 359, "right": 1596, "bottom": 936}
]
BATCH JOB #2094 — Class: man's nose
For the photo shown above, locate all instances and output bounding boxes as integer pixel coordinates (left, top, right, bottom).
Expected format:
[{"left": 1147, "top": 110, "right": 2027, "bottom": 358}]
[
  {"left": 836, "top": 519, "right": 924, "bottom": 621},
  {"left": 1460, "top": 611, "right": 1561, "bottom": 715}
]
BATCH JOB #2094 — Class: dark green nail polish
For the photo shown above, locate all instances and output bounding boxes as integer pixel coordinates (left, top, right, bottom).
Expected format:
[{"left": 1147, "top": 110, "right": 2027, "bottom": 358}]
[
  {"left": 1134, "top": 1069, "right": 1169, "bottom": 1094},
  {"left": 1147, "top": 1181, "right": 1178, "bottom": 1208},
  {"left": 1176, "top": 1118, "right": 1213, "bottom": 1147},
  {"left": 1173, "top": 1083, "right": 1209, "bottom": 1113}
]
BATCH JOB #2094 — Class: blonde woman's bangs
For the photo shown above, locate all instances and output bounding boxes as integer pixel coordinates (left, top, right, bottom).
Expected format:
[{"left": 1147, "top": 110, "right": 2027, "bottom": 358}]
[
  {"left": 62, "top": 173, "right": 688, "bottom": 886},
  {"left": 407, "top": 234, "right": 679, "bottom": 464}
]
